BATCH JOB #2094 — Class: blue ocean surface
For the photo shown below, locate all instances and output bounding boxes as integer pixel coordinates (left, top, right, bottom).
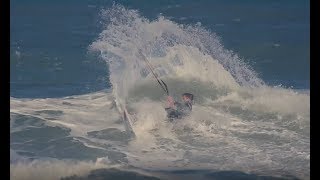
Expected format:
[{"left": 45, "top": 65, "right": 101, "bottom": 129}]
[{"left": 10, "top": 0, "right": 309, "bottom": 179}]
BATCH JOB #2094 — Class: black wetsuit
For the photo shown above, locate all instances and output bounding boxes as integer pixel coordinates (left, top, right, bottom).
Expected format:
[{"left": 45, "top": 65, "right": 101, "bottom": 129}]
[{"left": 165, "top": 101, "right": 192, "bottom": 120}]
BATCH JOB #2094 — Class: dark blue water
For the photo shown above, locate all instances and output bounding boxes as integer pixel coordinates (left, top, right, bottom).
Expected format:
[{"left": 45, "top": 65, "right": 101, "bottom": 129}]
[{"left": 10, "top": 0, "right": 309, "bottom": 98}]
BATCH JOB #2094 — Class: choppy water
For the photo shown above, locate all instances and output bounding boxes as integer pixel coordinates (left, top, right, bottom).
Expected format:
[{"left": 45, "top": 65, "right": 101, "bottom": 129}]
[{"left": 10, "top": 1, "right": 309, "bottom": 180}]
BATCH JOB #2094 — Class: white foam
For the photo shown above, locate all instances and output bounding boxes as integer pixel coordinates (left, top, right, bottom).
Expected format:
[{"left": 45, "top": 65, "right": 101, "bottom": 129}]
[
  {"left": 213, "top": 86, "right": 310, "bottom": 117},
  {"left": 10, "top": 159, "right": 111, "bottom": 180},
  {"left": 10, "top": 91, "right": 122, "bottom": 137}
]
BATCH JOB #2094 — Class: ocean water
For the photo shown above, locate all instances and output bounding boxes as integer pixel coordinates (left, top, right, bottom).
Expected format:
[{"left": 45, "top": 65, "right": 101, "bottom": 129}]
[{"left": 10, "top": 0, "right": 309, "bottom": 180}]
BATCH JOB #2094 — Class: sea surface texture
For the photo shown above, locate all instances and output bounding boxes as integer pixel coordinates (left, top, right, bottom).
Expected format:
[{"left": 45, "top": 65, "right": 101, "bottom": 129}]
[{"left": 10, "top": 0, "right": 309, "bottom": 179}]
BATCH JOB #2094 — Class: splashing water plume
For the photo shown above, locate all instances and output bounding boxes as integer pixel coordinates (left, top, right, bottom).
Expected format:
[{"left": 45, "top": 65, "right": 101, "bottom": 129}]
[{"left": 89, "top": 4, "right": 265, "bottom": 105}]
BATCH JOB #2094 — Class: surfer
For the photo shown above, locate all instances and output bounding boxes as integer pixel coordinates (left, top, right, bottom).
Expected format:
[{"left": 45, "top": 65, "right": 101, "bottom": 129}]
[
  {"left": 139, "top": 50, "right": 193, "bottom": 120},
  {"left": 165, "top": 93, "right": 194, "bottom": 120}
]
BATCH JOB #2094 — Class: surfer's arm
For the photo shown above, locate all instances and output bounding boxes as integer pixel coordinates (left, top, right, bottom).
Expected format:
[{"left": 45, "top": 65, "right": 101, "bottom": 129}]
[{"left": 166, "top": 96, "right": 176, "bottom": 109}]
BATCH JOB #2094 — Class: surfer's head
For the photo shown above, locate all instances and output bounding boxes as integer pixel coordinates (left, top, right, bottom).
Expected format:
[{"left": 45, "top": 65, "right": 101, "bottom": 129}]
[{"left": 182, "top": 93, "right": 194, "bottom": 103}]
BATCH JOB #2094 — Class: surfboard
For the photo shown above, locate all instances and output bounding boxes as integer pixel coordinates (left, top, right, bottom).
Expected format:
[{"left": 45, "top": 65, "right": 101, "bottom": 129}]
[{"left": 122, "top": 107, "right": 136, "bottom": 137}]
